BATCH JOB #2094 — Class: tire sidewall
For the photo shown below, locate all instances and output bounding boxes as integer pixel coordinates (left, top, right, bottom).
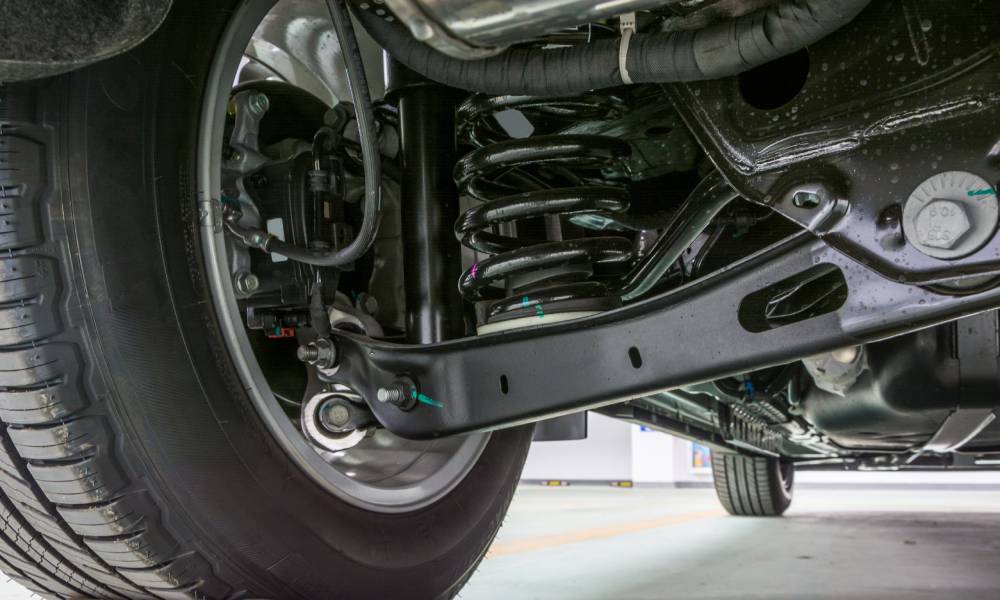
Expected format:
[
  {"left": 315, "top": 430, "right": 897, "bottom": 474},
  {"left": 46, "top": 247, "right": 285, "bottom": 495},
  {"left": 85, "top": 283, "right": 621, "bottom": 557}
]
[{"left": 60, "top": 1, "right": 532, "bottom": 597}]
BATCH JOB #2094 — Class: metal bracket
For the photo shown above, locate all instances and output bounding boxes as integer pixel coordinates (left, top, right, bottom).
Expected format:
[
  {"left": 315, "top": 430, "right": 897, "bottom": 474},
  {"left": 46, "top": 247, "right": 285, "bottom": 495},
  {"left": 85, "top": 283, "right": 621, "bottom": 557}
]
[
  {"left": 663, "top": 0, "right": 1000, "bottom": 287},
  {"left": 329, "top": 232, "right": 1000, "bottom": 439},
  {"left": 915, "top": 409, "right": 996, "bottom": 457}
]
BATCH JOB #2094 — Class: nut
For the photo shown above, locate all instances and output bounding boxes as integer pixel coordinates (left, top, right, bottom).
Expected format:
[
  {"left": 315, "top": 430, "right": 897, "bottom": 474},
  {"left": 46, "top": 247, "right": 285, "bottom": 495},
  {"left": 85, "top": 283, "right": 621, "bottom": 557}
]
[
  {"left": 296, "top": 338, "right": 337, "bottom": 370},
  {"left": 913, "top": 199, "right": 970, "bottom": 250},
  {"left": 376, "top": 377, "right": 417, "bottom": 411}
]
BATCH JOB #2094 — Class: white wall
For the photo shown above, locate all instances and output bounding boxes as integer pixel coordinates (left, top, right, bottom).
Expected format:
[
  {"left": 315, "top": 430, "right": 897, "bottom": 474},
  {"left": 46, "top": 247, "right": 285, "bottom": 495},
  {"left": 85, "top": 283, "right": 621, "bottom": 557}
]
[
  {"left": 629, "top": 425, "right": 675, "bottom": 483},
  {"left": 520, "top": 412, "right": 633, "bottom": 481}
]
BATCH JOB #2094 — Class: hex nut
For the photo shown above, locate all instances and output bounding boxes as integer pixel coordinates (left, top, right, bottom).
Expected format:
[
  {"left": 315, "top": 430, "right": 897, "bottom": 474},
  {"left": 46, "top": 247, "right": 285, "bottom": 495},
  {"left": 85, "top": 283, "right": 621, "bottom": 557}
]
[
  {"left": 913, "top": 200, "right": 970, "bottom": 249},
  {"left": 377, "top": 378, "right": 417, "bottom": 411},
  {"left": 297, "top": 338, "right": 337, "bottom": 370}
]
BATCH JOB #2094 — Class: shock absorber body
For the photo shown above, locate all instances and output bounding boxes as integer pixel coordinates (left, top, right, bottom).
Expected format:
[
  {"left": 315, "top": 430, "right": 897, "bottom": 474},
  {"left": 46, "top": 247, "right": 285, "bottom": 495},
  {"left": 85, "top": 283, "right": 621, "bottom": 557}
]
[{"left": 453, "top": 94, "right": 637, "bottom": 327}]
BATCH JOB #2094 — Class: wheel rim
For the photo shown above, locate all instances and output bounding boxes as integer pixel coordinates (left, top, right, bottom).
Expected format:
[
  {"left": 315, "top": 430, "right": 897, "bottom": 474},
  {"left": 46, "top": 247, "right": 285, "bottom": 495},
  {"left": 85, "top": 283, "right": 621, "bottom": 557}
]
[{"left": 196, "top": 0, "right": 488, "bottom": 513}]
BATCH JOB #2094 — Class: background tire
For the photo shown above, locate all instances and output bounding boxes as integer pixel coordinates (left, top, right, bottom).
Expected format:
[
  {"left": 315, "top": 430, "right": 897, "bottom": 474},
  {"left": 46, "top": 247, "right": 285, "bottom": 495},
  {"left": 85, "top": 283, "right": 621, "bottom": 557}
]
[
  {"left": 0, "top": 1, "right": 533, "bottom": 598},
  {"left": 712, "top": 454, "right": 794, "bottom": 517}
]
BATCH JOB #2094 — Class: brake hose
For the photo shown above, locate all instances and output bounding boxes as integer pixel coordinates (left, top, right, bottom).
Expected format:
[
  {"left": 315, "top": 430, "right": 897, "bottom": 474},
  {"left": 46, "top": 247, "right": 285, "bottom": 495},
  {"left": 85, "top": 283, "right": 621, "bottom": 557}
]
[{"left": 230, "top": 0, "right": 381, "bottom": 267}]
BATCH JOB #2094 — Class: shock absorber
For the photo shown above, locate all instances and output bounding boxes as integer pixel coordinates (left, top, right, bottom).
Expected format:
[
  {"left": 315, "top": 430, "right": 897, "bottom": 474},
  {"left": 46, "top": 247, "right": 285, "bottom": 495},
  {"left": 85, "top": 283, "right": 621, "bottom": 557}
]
[{"left": 454, "top": 94, "right": 636, "bottom": 329}]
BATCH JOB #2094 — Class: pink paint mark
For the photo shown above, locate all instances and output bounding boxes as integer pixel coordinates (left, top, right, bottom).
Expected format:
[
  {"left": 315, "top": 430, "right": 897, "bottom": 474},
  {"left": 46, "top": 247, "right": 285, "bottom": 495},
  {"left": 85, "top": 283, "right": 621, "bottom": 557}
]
[{"left": 470, "top": 262, "right": 479, "bottom": 279}]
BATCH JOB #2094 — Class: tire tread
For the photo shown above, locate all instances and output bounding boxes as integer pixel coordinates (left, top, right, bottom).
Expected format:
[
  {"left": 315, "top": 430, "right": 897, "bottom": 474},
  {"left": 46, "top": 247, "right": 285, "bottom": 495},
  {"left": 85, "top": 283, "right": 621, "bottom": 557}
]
[
  {"left": 711, "top": 453, "right": 792, "bottom": 517},
  {"left": 0, "top": 82, "right": 228, "bottom": 598}
]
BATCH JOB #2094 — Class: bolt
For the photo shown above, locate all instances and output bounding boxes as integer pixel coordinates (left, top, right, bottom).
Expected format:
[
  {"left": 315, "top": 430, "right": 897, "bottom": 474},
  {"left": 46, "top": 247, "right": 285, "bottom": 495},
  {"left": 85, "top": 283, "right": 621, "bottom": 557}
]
[
  {"left": 914, "top": 199, "right": 971, "bottom": 249},
  {"left": 297, "top": 338, "right": 337, "bottom": 370},
  {"left": 233, "top": 271, "right": 260, "bottom": 295},
  {"left": 408, "top": 18, "right": 434, "bottom": 41},
  {"left": 376, "top": 378, "right": 417, "bottom": 411},
  {"left": 356, "top": 292, "right": 379, "bottom": 316},
  {"left": 297, "top": 345, "right": 318, "bottom": 362},
  {"left": 248, "top": 92, "right": 270, "bottom": 115},
  {"left": 318, "top": 399, "right": 352, "bottom": 431},
  {"left": 830, "top": 346, "right": 860, "bottom": 364}
]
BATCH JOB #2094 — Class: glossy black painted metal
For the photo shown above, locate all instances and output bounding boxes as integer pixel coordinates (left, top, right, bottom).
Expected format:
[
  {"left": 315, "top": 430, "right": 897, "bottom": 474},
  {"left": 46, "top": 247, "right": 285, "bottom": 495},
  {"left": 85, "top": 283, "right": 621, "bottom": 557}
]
[
  {"left": 666, "top": 0, "right": 1000, "bottom": 286},
  {"left": 392, "top": 64, "right": 466, "bottom": 343},
  {"left": 330, "top": 232, "right": 1000, "bottom": 439}
]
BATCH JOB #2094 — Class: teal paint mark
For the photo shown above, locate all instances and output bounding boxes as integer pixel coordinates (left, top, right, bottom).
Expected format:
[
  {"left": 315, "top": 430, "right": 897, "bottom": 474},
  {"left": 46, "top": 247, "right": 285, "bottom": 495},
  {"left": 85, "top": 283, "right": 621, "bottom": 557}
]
[
  {"left": 522, "top": 295, "right": 545, "bottom": 318},
  {"left": 968, "top": 188, "right": 995, "bottom": 197},
  {"left": 411, "top": 389, "right": 443, "bottom": 408}
]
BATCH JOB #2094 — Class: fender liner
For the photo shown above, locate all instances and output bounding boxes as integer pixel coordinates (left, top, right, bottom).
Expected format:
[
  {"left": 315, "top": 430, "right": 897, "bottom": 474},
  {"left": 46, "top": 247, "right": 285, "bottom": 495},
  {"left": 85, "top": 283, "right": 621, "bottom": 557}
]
[{"left": 0, "top": 0, "right": 173, "bottom": 81}]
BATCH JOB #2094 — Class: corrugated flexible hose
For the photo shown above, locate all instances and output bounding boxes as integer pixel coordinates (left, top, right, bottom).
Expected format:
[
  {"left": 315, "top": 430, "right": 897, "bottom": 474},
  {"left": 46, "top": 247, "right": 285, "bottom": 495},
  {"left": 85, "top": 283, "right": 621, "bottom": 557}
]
[{"left": 353, "top": 0, "right": 872, "bottom": 95}]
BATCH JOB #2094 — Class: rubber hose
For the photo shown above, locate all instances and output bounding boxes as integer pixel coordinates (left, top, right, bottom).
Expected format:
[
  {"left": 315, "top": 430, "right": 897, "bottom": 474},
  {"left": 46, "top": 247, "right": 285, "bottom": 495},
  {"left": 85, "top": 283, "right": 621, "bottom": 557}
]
[
  {"left": 260, "top": 0, "right": 382, "bottom": 266},
  {"left": 353, "top": 0, "right": 871, "bottom": 96}
]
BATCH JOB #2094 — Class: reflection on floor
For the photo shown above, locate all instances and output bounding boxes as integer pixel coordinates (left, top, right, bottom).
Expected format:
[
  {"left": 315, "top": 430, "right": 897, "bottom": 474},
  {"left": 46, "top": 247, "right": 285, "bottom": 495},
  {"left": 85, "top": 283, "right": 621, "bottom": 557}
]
[{"left": 463, "top": 486, "right": 1000, "bottom": 600}]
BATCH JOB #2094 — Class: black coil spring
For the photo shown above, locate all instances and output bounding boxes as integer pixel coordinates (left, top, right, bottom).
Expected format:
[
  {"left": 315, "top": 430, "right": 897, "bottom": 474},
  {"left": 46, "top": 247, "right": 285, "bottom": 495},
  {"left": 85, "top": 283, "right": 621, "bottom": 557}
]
[{"left": 453, "top": 94, "right": 636, "bottom": 321}]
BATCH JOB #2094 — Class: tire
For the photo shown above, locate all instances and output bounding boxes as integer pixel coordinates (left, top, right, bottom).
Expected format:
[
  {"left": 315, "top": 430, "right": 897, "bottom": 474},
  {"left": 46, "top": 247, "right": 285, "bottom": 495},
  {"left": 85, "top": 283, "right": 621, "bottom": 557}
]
[
  {"left": 711, "top": 454, "right": 793, "bottom": 517},
  {"left": 0, "top": 1, "right": 533, "bottom": 598}
]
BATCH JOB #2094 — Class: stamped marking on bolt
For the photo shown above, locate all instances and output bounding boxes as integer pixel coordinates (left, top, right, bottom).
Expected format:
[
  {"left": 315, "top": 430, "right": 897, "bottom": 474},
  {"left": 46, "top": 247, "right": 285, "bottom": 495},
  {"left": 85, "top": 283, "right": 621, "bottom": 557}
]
[
  {"left": 410, "top": 389, "right": 443, "bottom": 408},
  {"left": 914, "top": 199, "right": 970, "bottom": 249}
]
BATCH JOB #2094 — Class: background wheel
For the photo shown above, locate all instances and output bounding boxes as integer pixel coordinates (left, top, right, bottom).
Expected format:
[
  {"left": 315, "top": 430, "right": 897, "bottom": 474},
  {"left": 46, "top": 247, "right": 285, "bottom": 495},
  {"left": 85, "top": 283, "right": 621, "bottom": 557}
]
[
  {"left": 0, "top": 0, "right": 533, "bottom": 598},
  {"left": 712, "top": 454, "right": 794, "bottom": 516}
]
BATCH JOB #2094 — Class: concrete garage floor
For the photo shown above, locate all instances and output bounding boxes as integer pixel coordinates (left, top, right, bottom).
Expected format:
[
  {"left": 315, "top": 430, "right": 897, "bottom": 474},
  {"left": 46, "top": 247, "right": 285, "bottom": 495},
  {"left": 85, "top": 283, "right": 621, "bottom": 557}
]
[{"left": 462, "top": 486, "right": 1000, "bottom": 600}]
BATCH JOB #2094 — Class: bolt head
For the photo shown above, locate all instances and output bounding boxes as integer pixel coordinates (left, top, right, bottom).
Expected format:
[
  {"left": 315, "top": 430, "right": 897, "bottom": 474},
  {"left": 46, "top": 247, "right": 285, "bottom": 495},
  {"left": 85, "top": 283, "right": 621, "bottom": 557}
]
[
  {"left": 249, "top": 92, "right": 270, "bottom": 115},
  {"left": 319, "top": 401, "right": 351, "bottom": 430},
  {"left": 234, "top": 272, "right": 260, "bottom": 295},
  {"left": 408, "top": 19, "right": 434, "bottom": 41},
  {"left": 357, "top": 293, "right": 379, "bottom": 316},
  {"left": 914, "top": 199, "right": 970, "bottom": 250},
  {"left": 830, "top": 346, "right": 860, "bottom": 364}
]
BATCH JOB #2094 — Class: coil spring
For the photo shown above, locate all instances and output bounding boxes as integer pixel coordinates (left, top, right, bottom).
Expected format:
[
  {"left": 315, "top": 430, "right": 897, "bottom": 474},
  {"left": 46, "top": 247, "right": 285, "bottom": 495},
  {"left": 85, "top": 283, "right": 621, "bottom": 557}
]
[{"left": 454, "top": 94, "right": 636, "bottom": 321}]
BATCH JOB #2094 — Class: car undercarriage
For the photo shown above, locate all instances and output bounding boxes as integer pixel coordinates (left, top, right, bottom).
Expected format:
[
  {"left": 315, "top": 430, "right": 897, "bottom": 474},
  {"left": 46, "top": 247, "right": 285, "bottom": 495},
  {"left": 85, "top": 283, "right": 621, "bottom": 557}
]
[
  {"left": 242, "top": 0, "right": 1000, "bottom": 469},
  {"left": 0, "top": 0, "right": 998, "bottom": 597}
]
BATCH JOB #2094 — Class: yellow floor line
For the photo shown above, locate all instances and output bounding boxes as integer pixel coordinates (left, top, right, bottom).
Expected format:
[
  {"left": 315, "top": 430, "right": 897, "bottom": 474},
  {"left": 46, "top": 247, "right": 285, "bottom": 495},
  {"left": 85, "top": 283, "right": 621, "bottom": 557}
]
[{"left": 486, "top": 509, "right": 725, "bottom": 558}]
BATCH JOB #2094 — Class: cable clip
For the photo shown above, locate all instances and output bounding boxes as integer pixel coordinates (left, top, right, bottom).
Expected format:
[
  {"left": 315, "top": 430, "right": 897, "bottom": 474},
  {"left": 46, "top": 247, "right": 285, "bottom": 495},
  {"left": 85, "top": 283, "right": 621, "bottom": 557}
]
[{"left": 618, "top": 12, "right": 637, "bottom": 85}]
